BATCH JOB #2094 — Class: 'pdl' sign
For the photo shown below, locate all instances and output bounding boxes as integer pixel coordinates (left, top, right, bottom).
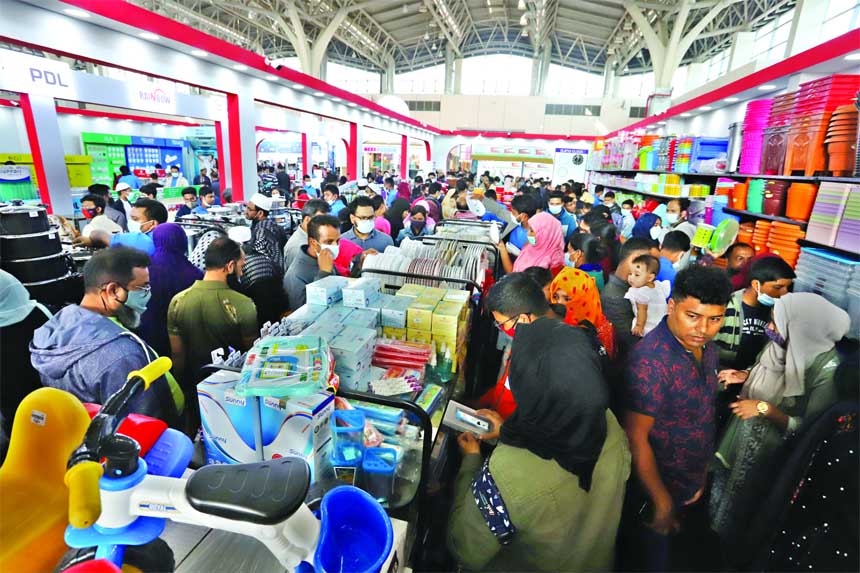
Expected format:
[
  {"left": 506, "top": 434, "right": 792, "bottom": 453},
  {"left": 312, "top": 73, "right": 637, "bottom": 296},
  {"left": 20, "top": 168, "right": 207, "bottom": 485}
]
[
  {"left": 29, "top": 68, "right": 71, "bottom": 88},
  {"left": 0, "top": 48, "right": 76, "bottom": 98}
]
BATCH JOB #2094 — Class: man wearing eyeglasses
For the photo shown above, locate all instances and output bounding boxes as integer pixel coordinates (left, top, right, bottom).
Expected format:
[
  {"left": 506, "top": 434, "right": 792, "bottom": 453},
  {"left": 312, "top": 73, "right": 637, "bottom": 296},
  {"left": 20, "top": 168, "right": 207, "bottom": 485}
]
[
  {"left": 341, "top": 196, "right": 394, "bottom": 252},
  {"left": 30, "top": 247, "right": 184, "bottom": 426}
]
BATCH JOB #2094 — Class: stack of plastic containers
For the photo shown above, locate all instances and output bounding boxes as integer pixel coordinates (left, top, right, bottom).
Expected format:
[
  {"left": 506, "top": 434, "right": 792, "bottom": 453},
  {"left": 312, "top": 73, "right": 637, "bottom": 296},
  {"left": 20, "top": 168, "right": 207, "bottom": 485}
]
[
  {"left": 766, "top": 221, "right": 805, "bottom": 268},
  {"left": 762, "top": 180, "right": 790, "bottom": 217},
  {"left": 752, "top": 220, "right": 772, "bottom": 254},
  {"left": 785, "top": 75, "right": 860, "bottom": 176},
  {"left": 826, "top": 104, "right": 858, "bottom": 176},
  {"left": 794, "top": 247, "right": 859, "bottom": 323},
  {"left": 805, "top": 181, "right": 853, "bottom": 246},
  {"left": 739, "top": 99, "right": 773, "bottom": 174},
  {"left": 737, "top": 222, "right": 755, "bottom": 245},
  {"left": 690, "top": 138, "right": 730, "bottom": 173},
  {"left": 746, "top": 178, "right": 766, "bottom": 213},
  {"left": 785, "top": 182, "right": 819, "bottom": 221},
  {"left": 761, "top": 92, "right": 796, "bottom": 175},
  {"left": 834, "top": 185, "right": 860, "bottom": 254},
  {"left": 673, "top": 137, "right": 695, "bottom": 173}
]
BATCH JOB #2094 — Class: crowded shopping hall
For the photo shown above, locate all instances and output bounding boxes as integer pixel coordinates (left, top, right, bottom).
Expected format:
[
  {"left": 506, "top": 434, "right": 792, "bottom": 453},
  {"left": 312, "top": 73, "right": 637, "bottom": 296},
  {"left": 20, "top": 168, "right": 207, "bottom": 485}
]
[{"left": 1, "top": 0, "right": 859, "bottom": 571}]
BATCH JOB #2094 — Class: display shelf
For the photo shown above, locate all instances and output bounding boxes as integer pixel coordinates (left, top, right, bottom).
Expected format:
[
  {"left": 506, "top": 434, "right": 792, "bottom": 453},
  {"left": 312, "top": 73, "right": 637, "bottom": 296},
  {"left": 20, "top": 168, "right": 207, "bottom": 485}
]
[
  {"left": 817, "top": 176, "right": 860, "bottom": 185},
  {"left": 722, "top": 207, "right": 808, "bottom": 228},
  {"left": 589, "top": 168, "right": 729, "bottom": 177},
  {"left": 797, "top": 239, "right": 860, "bottom": 260},
  {"left": 594, "top": 182, "right": 709, "bottom": 201},
  {"left": 589, "top": 168, "right": 860, "bottom": 185}
]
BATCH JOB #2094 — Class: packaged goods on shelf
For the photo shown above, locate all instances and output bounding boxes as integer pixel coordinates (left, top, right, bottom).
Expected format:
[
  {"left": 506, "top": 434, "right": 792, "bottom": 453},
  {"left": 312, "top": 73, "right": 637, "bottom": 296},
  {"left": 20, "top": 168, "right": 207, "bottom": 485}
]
[
  {"left": 348, "top": 307, "right": 380, "bottom": 329},
  {"left": 794, "top": 248, "right": 860, "bottom": 331},
  {"left": 372, "top": 339, "right": 433, "bottom": 371},
  {"left": 260, "top": 391, "right": 334, "bottom": 481},
  {"left": 329, "top": 326, "right": 377, "bottom": 372},
  {"left": 305, "top": 275, "right": 350, "bottom": 306},
  {"left": 197, "top": 370, "right": 263, "bottom": 464},
  {"left": 277, "top": 304, "right": 328, "bottom": 335},
  {"left": 299, "top": 321, "right": 345, "bottom": 341},
  {"left": 805, "top": 182, "right": 854, "bottom": 246},
  {"left": 396, "top": 283, "right": 425, "bottom": 298},
  {"left": 407, "top": 300, "right": 435, "bottom": 331},
  {"left": 407, "top": 329, "right": 433, "bottom": 344},
  {"left": 370, "top": 294, "right": 411, "bottom": 328},
  {"left": 236, "top": 336, "right": 334, "bottom": 398},
  {"left": 342, "top": 276, "right": 382, "bottom": 308},
  {"left": 318, "top": 305, "right": 354, "bottom": 325}
]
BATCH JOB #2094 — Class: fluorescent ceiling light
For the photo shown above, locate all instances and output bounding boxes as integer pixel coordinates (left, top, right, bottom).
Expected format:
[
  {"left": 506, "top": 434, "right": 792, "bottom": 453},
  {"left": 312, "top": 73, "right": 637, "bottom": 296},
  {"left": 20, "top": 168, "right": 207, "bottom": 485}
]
[
  {"left": 232, "top": 64, "right": 248, "bottom": 71},
  {"left": 758, "top": 84, "right": 777, "bottom": 90},
  {"left": 292, "top": 84, "right": 305, "bottom": 90},
  {"left": 348, "top": 102, "right": 357, "bottom": 107},
  {"left": 699, "top": 106, "right": 713, "bottom": 111},
  {"left": 63, "top": 8, "right": 90, "bottom": 18},
  {"left": 680, "top": 113, "right": 692, "bottom": 117},
  {"left": 845, "top": 53, "right": 860, "bottom": 61},
  {"left": 191, "top": 49, "right": 208, "bottom": 57},
  {"left": 658, "top": 121, "right": 667, "bottom": 125},
  {"left": 313, "top": 91, "right": 325, "bottom": 97},
  {"left": 265, "top": 74, "right": 278, "bottom": 81},
  {"left": 724, "top": 97, "right": 739, "bottom": 103},
  {"left": 139, "top": 32, "right": 160, "bottom": 40}
]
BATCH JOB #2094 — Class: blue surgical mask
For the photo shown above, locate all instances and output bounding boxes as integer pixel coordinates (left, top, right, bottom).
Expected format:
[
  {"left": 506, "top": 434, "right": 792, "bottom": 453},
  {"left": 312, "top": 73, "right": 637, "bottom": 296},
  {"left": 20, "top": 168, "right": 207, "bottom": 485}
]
[
  {"left": 548, "top": 205, "right": 563, "bottom": 215},
  {"left": 564, "top": 252, "right": 576, "bottom": 268},
  {"left": 765, "top": 326, "right": 786, "bottom": 347},
  {"left": 123, "top": 287, "right": 151, "bottom": 314},
  {"left": 527, "top": 235, "right": 537, "bottom": 246},
  {"left": 756, "top": 285, "right": 776, "bottom": 307}
]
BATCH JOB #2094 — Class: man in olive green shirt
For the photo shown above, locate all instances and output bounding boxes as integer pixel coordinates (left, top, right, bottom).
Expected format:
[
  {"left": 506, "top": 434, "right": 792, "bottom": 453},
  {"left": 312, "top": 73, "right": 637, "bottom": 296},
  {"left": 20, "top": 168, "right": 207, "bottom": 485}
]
[{"left": 168, "top": 237, "right": 257, "bottom": 431}]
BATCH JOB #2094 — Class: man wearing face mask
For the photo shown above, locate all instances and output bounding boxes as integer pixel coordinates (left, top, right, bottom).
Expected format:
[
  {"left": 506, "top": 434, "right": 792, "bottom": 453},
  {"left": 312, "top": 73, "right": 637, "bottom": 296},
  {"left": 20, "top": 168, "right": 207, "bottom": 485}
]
[
  {"left": 284, "top": 199, "right": 331, "bottom": 271},
  {"left": 80, "top": 194, "right": 123, "bottom": 237},
  {"left": 192, "top": 186, "right": 216, "bottom": 215},
  {"left": 342, "top": 196, "right": 394, "bottom": 252},
  {"left": 243, "top": 193, "right": 287, "bottom": 273},
  {"left": 283, "top": 215, "right": 342, "bottom": 310},
  {"left": 322, "top": 184, "right": 345, "bottom": 216},
  {"left": 655, "top": 231, "right": 691, "bottom": 287},
  {"left": 74, "top": 198, "right": 166, "bottom": 256},
  {"left": 547, "top": 191, "right": 576, "bottom": 242},
  {"left": 167, "top": 165, "right": 190, "bottom": 188},
  {"left": 30, "top": 247, "right": 183, "bottom": 425},
  {"left": 168, "top": 237, "right": 257, "bottom": 433},
  {"left": 659, "top": 198, "right": 697, "bottom": 242},
  {"left": 175, "top": 187, "right": 198, "bottom": 218},
  {"left": 714, "top": 256, "right": 796, "bottom": 371}
]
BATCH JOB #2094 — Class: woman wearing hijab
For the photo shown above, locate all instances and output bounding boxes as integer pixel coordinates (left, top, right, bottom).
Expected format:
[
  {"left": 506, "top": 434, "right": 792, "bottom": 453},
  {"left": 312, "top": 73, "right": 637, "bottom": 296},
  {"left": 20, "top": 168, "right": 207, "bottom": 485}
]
[
  {"left": 498, "top": 212, "right": 565, "bottom": 274},
  {"left": 631, "top": 212, "right": 663, "bottom": 242},
  {"left": 0, "top": 270, "right": 52, "bottom": 437},
  {"left": 387, "top": 197, "right": 412, "bottom": 241},
  {"left": 449, "top": 274, "right": 630, "bottom": 571},
  {"left": 137, "top": 223, "right": 203, "bottom": 357},
  {"left": 550, "top": 267, "right": 616, "bottom": 358},
  {"left": 710, "top": 293, "right": 850, "bottom": 553}
]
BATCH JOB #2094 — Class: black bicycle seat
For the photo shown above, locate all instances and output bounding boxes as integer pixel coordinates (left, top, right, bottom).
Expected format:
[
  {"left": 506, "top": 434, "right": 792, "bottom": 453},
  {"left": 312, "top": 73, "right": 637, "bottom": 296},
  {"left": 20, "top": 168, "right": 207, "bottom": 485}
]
[{"left": 185, "top": 457, "right": 310, "bottom": 525}]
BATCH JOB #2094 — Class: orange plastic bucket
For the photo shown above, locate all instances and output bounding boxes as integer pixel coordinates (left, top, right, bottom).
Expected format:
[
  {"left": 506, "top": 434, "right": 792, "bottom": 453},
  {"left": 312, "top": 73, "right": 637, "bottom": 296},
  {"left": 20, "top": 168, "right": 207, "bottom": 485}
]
[
  {"left": 785, "top": 182, "right": 818, "bottom": 221},
  {"left": 731, "top": 183, "right": 748, "bottom": 210}
]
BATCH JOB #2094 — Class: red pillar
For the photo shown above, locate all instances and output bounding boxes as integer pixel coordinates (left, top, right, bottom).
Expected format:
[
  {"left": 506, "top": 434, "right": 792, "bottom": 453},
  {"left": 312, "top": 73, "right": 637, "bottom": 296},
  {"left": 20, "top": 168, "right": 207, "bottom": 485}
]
[
  {"left": 226, "top": 94, "right": 245, "bottom": 202},
  {"left": 18, "top": 94, "right": 53, "bottom": 213},
  {"left": 400, "top": 134, "right": 408, "bottom": 179},
  {"left": 214, "top": 120, "right": 226, "bottom": 194},
  {"left": 347, "top": 123, "right": 358, "bottom": 180},
  {"left": 301, "top": 133, "right": 309, "bottom": 177}
]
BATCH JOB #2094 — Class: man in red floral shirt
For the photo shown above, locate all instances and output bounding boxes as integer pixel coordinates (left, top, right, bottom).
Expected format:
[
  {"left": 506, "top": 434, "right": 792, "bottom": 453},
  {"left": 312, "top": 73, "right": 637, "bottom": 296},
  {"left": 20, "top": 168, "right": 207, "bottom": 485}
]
[{"left": 621, "top": 266, "right": 732, "bottom": 571}]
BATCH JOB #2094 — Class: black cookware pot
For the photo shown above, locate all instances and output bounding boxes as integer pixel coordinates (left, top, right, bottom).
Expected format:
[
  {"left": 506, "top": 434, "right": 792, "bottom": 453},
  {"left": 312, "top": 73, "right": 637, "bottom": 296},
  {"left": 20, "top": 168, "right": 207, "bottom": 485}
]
[
  {"left": 0, "top": 205, "right": 50, "bottom": 235},
  {"left": 0, "top": 230, "right": 62, "bottom": 260},
  {"left": 1, "top": 251, "right": 75, "bottom": 283}
]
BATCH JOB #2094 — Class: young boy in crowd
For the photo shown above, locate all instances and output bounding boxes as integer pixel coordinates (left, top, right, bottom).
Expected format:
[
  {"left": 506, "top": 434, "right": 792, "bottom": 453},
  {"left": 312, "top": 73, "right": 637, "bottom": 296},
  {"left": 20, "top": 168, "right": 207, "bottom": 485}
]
[{"left": 625, "top": 254, "right": 671, "bottom": 337}]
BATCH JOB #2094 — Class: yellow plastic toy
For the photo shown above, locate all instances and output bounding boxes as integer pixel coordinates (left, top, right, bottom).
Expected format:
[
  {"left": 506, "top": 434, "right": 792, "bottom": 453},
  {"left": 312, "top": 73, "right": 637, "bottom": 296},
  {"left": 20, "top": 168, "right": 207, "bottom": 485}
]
[{"left": 0, "top": 388, "right": 91, "bottom": 572}]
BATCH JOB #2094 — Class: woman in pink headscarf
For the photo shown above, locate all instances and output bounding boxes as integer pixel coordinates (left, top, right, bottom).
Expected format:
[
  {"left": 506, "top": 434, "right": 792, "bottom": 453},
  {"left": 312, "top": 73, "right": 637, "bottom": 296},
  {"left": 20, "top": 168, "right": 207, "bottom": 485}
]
[{"left": 498, "top": 212, "right": 566, "bottom": 274}]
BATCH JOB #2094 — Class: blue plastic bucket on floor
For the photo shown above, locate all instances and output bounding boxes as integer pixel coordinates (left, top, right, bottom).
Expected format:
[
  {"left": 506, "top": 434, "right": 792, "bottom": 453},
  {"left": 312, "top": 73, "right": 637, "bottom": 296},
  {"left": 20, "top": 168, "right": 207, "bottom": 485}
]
[{"left": 313, "top": 486, "right": 394, "bottom": 573}]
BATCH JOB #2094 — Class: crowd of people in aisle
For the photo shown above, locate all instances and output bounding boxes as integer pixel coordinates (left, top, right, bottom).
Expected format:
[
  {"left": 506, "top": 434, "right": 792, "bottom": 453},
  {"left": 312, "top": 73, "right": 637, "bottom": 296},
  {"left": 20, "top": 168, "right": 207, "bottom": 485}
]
[{"left": 0, "top": 163, "right": 857, "bottom": 573}]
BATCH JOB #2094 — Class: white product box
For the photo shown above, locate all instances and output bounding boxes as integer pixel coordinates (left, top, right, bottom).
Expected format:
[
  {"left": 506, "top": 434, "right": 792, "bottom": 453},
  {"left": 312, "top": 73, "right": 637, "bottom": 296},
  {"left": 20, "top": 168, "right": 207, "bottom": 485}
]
[
  {"left": 197, "top": 370, "right": 262, "bottom": 464},
  {"left": 306, "top": 275, "right": 350, "bottom": 306},
  {"left": 260, "top": 391, "right": 335, "bottom": 481},
  {"left": 329, "top": 326, "right": 377, "bottom": 371},
  {"left": 378, "top": 295, "right": 412, "bottom": 328},
  {"left": 348, "top": 307, "right": 380, "bottom": 329},
  {"left": 381, "top": 518, "right": 410, "bottom": 573},
  {"left": 299, "top": 321, "right": 345, "bottom": 341},
  {"left": 335, "top": 365, "right": 373, "bottom": 392},
  {"left": 343, "top": 276, "right": 382, "bottom": 308}
]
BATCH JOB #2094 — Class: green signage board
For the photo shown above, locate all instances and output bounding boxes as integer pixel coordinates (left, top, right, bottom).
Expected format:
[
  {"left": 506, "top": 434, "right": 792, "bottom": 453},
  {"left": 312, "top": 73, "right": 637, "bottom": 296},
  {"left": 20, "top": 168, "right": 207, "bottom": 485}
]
[{"left": 81, "top": 132, "right": 133, "bottom": 145}]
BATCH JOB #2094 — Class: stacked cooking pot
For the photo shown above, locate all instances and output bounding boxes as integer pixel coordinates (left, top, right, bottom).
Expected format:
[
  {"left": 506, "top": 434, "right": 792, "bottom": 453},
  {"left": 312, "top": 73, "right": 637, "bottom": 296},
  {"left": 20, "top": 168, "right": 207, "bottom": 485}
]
[{"left": 0, "top": 205, "right": 76, "bottom": 294}]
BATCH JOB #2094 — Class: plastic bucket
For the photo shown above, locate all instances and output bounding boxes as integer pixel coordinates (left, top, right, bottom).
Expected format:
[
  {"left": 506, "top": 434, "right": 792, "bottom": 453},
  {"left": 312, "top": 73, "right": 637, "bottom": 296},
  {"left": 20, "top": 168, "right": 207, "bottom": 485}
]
[
  {"left": 314, "top": 486, "right": 394, "bottom": 573},
  {"left": 785, "top": 183, "right": 818, "bottom": 221},
  {"left": 747, "top": 179, "right": 765, "bottom": 213}
]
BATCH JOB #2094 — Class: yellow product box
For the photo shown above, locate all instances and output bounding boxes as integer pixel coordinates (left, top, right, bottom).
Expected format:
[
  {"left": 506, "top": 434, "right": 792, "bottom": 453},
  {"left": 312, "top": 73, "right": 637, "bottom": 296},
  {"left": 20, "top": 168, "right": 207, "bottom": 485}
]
[
  {"left": 407, "top": 300, "right": 436, "bottom": 331},
  {"left": 396, "top": 284, "right": 425, "bottom": 298},
  {"left": 420, "top": 287, "right": 447, "bottom": 302},
  {"left": 382, "top": 326, "right": 407, "bottom": 340},
  {"left": 443, "top": 289, "right": 470, "bottom": 304},
  {"left": 407, "top": 329, "right": 433, "bottom": 344},
  {"left": 431, "top": 302, "right": 464, "bottom": 338}
]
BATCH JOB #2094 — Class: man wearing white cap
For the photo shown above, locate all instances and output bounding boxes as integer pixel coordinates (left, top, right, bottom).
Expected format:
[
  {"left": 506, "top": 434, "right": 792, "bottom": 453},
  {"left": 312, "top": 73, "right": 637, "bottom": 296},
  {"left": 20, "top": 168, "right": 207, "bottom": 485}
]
[
  {"left": 244, "top": 192, "right": 287, "bottom": 274},
  {"left": 115, "top": 182, "right": 134, "bottom": 221}
]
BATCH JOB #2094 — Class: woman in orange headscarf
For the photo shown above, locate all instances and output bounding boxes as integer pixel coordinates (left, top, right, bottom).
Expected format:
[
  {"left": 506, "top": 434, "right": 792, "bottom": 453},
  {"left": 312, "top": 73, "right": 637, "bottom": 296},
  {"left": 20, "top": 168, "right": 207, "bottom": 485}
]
[{"left": 550, "top": 267, "right": 616, "bottom": 358}]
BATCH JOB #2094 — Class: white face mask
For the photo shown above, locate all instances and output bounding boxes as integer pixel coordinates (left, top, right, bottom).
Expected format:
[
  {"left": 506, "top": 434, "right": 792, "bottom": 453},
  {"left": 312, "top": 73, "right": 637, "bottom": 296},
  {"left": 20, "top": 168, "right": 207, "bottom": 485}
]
[
  {"left": 649, "top": 227, "right": 662, "bottom": 241},
  {"left": 128, "top": 219, "right": 142, "bottom": 233},
  {"left": 356, "top": 220, "right": 375, "bottom": 235},
  {"left": 548, "top": 205, "right": 563, "bottom": 215},
  {"left": 319, "top": 243, "right": 340, "bottom": 259},
  {"left": 665, "top": 213, "right": 680, "bottom": 225}
]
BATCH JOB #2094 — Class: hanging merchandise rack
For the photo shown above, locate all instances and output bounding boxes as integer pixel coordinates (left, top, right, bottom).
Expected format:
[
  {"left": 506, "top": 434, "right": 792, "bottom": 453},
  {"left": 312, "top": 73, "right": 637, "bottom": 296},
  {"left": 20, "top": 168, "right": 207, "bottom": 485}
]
[{"left": 418, "top": 235, "right": 502, "bottom": 279}]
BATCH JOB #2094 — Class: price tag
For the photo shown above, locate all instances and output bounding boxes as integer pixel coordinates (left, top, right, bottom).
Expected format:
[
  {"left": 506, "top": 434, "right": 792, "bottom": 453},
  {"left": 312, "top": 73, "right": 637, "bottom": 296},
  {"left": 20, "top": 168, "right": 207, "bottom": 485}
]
[{"left": 29, "top": 210, "right": 38, "bottom": 217}]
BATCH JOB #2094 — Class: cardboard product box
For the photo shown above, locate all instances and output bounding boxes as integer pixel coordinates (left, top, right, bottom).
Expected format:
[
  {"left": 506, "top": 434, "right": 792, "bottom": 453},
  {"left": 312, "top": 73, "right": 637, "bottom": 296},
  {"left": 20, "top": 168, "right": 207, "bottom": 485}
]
[
  {"left": 420, "top": 287, "right": 447, "bottom": 302},
  {"left": 260, "top": 391, "right": 335, "bottom": 481},
  {"left": 407, "top": 328, "right": 433, "bottom": 344},
  {"left": 431, "top": 301, "right": 464, "bottom": 338},
  {"left": 329, "top": 326, "right": 377, "bottom": 371},
  {"left": 444, "top": 289, "right": 471, "bottom": 304},
  {"left": 378, "top": 295, "right": 411, "bottom": 328},
  {"left": 299, "top": 321, "right": 345, "bottom": 341},
  {"left": 318, "top": 305, "right": 354, "bottom": 326},
  {"left": 348, "top": 307, "right": 379, "bottom": 329},
  {"left": 197, "top": 370, "right": 262, "bottom": 464},
  {"left": 381, "top": 518, "right": 410, "bottom": 573},
  {"left": 382, "top": 326, "right": 407, "bottom": 340},
  {"left": 282, "top": 304, "right": 328, "bottom": 335},
  {"left": 306, "top": 275, "right": 350, "bottom": 306},
  {"left": 407, "top": 300, "right": 436, "bottom": 331},
  {"left": 342, "top": 276, "right": 382, "bottom": 308},
  {"left": 395, "top": 284, "right": 425, "bottom": 298},
  {"left": 335, "top": 365, "right": 373, "bottom": 391}
]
